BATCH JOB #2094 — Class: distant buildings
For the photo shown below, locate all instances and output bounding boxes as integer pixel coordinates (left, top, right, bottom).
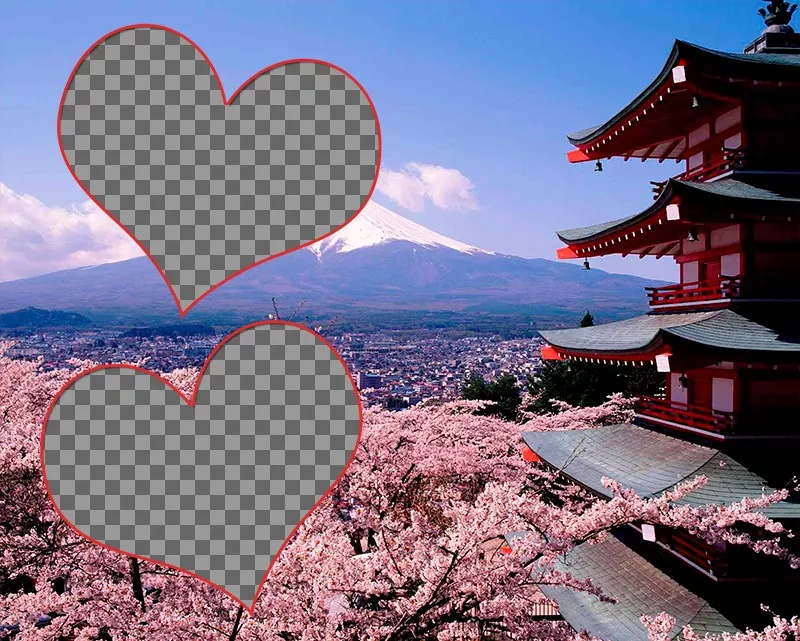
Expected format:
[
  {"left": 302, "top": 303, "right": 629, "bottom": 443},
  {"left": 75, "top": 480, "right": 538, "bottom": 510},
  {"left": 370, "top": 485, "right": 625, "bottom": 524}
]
[
  {"left": 355, "top": 372, "right": 383, "bottom": 390},
  {"left": 3, "top": 328, "right": 544, "bottom": 404}
]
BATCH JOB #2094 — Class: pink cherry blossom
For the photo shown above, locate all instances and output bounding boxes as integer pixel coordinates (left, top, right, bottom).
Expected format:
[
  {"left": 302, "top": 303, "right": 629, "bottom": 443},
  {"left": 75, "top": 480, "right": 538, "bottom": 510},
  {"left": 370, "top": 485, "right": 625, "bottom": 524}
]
[{"left": 0, "top": 343, "right": 796, "bottom": 640}]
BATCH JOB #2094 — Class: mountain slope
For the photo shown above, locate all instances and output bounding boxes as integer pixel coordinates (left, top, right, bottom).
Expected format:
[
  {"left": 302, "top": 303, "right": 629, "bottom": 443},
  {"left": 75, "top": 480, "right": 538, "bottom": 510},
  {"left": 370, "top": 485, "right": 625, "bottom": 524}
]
[
  {"left": 0, "top": 307, "right": 94, "bottom": 329},
  {"left": 0, "top": 202, "right": 663, "bottom": 328}
]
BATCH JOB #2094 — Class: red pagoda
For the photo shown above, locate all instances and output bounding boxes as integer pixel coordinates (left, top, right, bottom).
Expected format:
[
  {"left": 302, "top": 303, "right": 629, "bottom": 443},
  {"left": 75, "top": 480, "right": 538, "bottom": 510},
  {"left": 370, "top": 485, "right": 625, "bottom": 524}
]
[{"left": 523, "top": 2, "right": 800, "bottom": 638}]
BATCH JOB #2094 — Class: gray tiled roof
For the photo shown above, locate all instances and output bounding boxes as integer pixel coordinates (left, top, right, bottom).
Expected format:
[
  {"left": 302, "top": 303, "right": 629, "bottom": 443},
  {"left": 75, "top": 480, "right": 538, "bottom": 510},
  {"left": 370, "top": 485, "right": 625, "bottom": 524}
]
[
  {"left": 536, "top": 536, "right": 739, "bottom": 641},
  {"left": 539, "top": 312, "right": 719, "bottom": 353},
  {"left": 539, "top": 309, "right": 800, "bottom": 356},
  {"left": 522, "top": 424, "right": 714, "bottom": 497},
  {"left": 557, "top": 215, "right": 646, "bottom": 243},
  {"left": 683, "top": 175, "right": 800, "bottom": 202},
  {"left": 664, "top": 309, "right": 800, "bottom": 353},
  {"left": 568, "top": 40, "right": 800, "bottom": 145},
  {"left": 679, "top": 456, "right": 800, "bottom": 519},
  {"left": 522, "top": 424, "right": 800, "bottom": 519},
  {"left": 556, "top": 175, "right": 800, "bottom": 244}
]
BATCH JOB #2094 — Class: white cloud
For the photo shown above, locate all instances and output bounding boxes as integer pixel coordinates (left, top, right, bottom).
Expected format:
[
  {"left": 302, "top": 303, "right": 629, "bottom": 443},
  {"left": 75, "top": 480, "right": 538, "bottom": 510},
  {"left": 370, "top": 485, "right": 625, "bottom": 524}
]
[
  {"left": 0, "top": 183, "right": 143, "bottom": 282},
  {"left": 376, "top": 163, "right": 478, "bottom": 213}
]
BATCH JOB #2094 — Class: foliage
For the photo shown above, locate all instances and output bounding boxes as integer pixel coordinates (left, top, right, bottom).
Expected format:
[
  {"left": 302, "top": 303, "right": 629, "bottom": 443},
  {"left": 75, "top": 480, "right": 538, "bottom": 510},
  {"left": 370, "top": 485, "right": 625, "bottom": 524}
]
[
  {"left": 529, "top": 312, "right": 664, "bottom": 414},
  {"left": 0, "top": 342, "right": 797, "bottom": 640},
  {"left": 519, "top": 392, "right": 637, "bottom": 430},
  {"left": 526, "top": 360, "right": 665, "bottom": 414},
  {"left": 383, "top": 395, "right": 410, "bottom": 411},
  {"left": 460, "top": 373, "right": 522, "bottom": 421}
]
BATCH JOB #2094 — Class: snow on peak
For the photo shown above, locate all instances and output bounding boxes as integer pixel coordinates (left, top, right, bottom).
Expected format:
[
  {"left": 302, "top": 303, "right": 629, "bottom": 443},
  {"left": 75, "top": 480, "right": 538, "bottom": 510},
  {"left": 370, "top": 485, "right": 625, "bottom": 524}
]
[{"left": 309, "top": 201, "right": 492, "bottom": 257}]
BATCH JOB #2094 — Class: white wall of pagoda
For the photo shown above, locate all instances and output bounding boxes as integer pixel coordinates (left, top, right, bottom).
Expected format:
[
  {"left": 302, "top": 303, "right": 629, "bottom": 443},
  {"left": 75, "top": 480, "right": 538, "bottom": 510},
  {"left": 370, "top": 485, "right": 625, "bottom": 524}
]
[
  {"left": 665, "top": 365, "right": 800, "bottom": 423},
  {"left": 712, "top": 378, "right": 735, "bottom": 413},
  {"left": 720, "top": 253, "right": 741, "bottom": 277},
  {"left": 711, "top": 226, "right": 740, "bottom": 248},
  {"left": 716, "top": 106, "right": 742, "bottom": 137},
  {"left": 683, "top": 261, "right": 699, "bottom": 283},
  {"left": 683, "top": 106, "right": 742, "bottom": 175},
  {"left": 670, "top": 374, "right": 688, "bottom": 405},
  {"left": 668, "top": 366, "right": 737, "bottom": 414},
  {"left": 676, "top": 225, "right": 743, "bottom": 285}
]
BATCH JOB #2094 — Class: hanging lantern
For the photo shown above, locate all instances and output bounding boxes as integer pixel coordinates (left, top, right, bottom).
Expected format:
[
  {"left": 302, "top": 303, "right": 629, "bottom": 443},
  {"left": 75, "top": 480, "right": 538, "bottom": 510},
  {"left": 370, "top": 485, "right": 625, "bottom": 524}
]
[
  {"left": 686, "top": 226, "right": 699, "bottom": 242},
  {"left": 522, "top": 446, "right": 540, "bottom": 463},
  {"left": 500, "top": 544, "right": 513, "bottom": 555},
  {"left": 692, "top": 94, "right": 702, "bottom": 108},
  {"left": 583, "top": 258, "right": 591, "bottom": 271},
  {"left": 594, "top": 160, "right": 603, "bottom": 172}
]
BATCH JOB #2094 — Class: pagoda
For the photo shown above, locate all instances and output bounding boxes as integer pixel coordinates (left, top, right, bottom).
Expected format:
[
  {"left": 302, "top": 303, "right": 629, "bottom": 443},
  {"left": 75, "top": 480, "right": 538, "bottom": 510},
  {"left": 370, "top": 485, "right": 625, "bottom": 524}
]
[{"left": 524, "top": 3, "right": 800, "bottom": 638}]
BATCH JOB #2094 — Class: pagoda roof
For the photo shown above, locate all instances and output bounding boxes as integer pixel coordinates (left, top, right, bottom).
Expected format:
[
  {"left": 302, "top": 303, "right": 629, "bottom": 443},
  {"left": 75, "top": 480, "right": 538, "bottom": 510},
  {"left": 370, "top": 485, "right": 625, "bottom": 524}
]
[
  {"left": 556, "top": 173, "right": 800, "bottom": 248},
  {"left": 568, "top": 40, "right": 800, "bottom": 151},
  {"left": 507, "top": 533, "right": 739, "bottom": 641},
  {"left": 521, "top": 423, "right": 800, "bottom": 519},
  {"left": 539, "top": 309, "right": 800, "bottom": 360}
]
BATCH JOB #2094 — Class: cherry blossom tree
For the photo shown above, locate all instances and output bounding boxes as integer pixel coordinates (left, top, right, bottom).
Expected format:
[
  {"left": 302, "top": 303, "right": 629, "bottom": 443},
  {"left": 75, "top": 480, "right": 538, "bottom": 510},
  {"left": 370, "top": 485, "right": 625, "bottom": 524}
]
[
  {"left": 1, "top": 343, "right": 797, "bottom": 640},
  {"left": 251, "top": 399, "right": 796, "bottom": 641},
  {"left": 0, "top": 347, "right": 246, "bottom": 641},
  {"left": 642, "top": 611, "right": 800, "bottom": 641}
]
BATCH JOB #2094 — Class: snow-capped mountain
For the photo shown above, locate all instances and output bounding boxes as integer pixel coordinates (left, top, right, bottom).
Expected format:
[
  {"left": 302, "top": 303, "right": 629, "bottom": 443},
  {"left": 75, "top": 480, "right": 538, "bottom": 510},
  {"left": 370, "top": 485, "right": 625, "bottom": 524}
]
[
  {"left": 0, "top": 202, "right": 663, "bottom": 327},
  {"left": 309, "top": 201, "right": 492, "bottom": 257}
]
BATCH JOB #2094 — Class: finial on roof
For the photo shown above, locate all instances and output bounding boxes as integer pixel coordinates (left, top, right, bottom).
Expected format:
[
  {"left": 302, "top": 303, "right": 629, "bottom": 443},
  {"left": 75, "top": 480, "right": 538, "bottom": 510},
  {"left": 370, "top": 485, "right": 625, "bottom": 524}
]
[{"left": 759, "top": 0, "right": 797, "bottom": 33}]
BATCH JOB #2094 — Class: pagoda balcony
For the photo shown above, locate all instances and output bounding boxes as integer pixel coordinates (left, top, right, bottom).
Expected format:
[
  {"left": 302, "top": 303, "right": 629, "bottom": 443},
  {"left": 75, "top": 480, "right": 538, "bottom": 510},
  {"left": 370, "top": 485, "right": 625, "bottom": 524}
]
[
  {"left": 646, "top": 276, "right": 743, "bottom": 310},
  {"left": 650, "top": 526, "right": 782, "bottom": 580},
  {"left": 635, "top": 396, "right": 736, "bottom": 435},
  {"left": 650, "top": 150, "right": 747, "bottom": 200},
  {"left": 653, "top": 527, "right": 731, "bottom": 578}
]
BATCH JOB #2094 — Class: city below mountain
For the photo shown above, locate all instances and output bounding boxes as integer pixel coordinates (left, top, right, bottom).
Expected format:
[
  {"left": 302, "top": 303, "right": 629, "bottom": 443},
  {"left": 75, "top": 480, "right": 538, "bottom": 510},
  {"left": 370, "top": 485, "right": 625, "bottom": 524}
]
[
  {"left": 0, "top": 201, "right": 664, "bottom": 331},
  {"left": 119, "top": 324, "right": 217, "bottom": 338}
]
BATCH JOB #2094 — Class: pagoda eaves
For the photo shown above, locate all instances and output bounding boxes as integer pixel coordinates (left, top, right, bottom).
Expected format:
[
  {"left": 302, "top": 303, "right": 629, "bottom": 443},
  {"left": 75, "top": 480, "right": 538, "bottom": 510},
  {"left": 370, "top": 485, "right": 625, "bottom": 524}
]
[
  {"left": 540, "top": 308, "right": 800, "bottom": 369},
  {"left": 566, "top": 40, "right": 800, "bottom": 164},
  {"left": 522, "top": 423, "right": 800, "bottom": 518},
  {"left": 555, "top": 174, "right": 800, "bottom": 261}
]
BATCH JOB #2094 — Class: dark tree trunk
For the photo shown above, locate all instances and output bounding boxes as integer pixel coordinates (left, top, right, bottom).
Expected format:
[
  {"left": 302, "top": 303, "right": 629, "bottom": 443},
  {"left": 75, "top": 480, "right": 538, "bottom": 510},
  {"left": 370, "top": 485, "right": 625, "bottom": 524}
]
[
  {"left": 228, "top": 605, "right": 245, "bottom": 641},
  {"left": 129, "top": 557, "right": 145, "bottom": 612}
]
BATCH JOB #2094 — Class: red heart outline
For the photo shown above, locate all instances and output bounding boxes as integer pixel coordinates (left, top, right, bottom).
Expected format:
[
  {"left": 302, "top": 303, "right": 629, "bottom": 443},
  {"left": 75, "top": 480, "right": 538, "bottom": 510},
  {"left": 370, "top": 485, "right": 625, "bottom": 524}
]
[
  {"left": 57, "top": 24, "right": 382, "bottom": 316},
  {"left": 39, "top": 319, "right": 364, "bottom": 614}
]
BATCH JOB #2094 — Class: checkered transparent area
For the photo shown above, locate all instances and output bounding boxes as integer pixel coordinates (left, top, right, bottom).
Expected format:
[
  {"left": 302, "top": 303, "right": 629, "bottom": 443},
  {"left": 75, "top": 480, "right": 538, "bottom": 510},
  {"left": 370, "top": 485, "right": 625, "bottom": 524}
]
[
  {"left": 44, "top": 323, "right": 360, "bottom": 605},
  {"left": 60, "top": 26, "right": 379, "bottom": 307}
]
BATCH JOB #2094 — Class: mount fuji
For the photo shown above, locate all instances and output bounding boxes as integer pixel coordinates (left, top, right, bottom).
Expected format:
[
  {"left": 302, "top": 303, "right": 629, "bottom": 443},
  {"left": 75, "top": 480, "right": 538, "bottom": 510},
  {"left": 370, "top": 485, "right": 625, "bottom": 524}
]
[
  {"left": 309, "top": 201, "right": 492, "bottom": 257},
  {"left": 0, "top": 201, "right": 661, "bottom": 328}
]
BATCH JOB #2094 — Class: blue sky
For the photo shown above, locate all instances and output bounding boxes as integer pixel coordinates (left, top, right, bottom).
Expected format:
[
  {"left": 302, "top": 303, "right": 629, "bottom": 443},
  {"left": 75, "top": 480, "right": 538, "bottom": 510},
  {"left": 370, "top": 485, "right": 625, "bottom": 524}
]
[{"left": 0, "top": 0, "right": 769, "bottom": 281}]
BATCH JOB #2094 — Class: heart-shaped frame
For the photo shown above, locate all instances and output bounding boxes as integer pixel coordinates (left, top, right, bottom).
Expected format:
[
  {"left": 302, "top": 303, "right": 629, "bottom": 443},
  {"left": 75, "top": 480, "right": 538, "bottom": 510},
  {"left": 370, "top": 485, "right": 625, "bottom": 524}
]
[
  {"left": 40, "top": 320, "right": 363, "bottom": 612},
  {"left": 57, "top": 24, "right": 382, "bottom": 314}
]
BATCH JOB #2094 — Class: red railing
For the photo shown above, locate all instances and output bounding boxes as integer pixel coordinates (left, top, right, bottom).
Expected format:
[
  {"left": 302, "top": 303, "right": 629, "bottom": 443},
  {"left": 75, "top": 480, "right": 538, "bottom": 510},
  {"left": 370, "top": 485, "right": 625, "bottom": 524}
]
[
  {"left": 646, "top": 276, "right": 742, "bottom": 308},
  {"left": 650, "top": 149, "right": 746, "bottom": 199},
  {"left": 655, "top": 527, "right": 730, "bottom": 577},
  {"left": 635, "top": 396, "right": 736, "bottom": 434}
]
